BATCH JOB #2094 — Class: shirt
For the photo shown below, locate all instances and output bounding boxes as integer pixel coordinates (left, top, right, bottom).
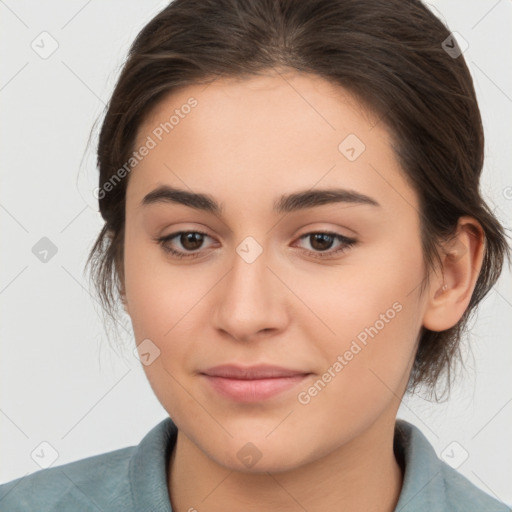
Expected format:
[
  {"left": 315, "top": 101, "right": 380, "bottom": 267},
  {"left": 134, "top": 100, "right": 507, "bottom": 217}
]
[{"left": 0, "top": 417, "right": 509, "bottom": 511}]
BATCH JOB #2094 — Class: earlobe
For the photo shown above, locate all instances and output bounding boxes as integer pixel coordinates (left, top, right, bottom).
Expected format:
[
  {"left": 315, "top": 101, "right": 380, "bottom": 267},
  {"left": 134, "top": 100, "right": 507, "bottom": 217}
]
[{"left": 422, "top": 217, "right": 485, "bottom": 332}]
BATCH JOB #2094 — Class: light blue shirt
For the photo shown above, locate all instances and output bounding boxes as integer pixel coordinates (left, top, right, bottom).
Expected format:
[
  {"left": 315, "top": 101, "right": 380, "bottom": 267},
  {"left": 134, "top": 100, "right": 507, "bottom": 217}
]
[{"left": 0, "top": 417, "right": 509, "bottom": 511}]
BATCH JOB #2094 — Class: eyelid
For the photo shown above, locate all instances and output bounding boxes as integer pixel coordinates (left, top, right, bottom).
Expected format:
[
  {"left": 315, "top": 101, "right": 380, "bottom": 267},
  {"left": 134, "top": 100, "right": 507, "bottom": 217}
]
[
  {"left": 293, "top": 231, "right": 356, "bottom": 259},
  {"left": 157, "top": 230, "right": 216, "bottom": 258}
]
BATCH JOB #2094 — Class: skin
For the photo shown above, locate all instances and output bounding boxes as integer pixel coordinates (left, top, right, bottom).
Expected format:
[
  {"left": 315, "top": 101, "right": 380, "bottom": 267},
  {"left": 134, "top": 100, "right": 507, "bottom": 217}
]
[{"left": 121, "top": 69, "right": 484, "bottom": 512}]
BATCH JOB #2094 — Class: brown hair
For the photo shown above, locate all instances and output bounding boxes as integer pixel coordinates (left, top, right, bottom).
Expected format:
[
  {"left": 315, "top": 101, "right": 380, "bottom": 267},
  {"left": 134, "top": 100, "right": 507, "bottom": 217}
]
[{"left": 85, "top": 0, "right": 510, "bottom": 397}]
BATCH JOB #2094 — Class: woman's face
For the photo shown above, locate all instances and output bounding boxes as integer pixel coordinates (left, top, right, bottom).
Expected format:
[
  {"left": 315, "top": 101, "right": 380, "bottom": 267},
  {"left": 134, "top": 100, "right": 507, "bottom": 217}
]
[{"left": 123, "top": 70, "right": 430, "bottom": 472}]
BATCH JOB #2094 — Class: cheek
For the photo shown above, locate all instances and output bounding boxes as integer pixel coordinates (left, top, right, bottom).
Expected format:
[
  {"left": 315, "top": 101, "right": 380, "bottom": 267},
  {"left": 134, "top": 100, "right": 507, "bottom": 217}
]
[
  {"left": 123, "top": 225, "right": 209, "bottom": 340},
  {"left": 291, "top": 235, "right": 425, "bottom": 395},
  {"left": 123, "top": 231, "right": 220, "bottom": 403}
]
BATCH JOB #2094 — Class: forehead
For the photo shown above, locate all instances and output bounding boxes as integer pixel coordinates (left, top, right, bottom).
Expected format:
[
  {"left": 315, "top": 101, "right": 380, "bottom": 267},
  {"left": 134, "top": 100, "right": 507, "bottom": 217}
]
[
  {"left": 126, "top": 70, "right": 417, "bottom": 217},
  {"left": 135, "top": 70, "right": 380, "bottom": 148}
]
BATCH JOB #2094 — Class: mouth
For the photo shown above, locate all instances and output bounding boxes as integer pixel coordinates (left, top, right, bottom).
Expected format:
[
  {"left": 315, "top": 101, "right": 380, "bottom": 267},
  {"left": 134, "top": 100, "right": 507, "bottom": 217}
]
[{"left": 199, "top": 364, "right": 312, "bottom": 402}]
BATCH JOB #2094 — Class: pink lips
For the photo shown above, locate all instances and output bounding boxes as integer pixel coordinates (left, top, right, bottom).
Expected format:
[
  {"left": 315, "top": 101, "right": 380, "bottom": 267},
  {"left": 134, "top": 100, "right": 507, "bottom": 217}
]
[{"left": 200, "top": 364, "right": 311, "bottom": 402}]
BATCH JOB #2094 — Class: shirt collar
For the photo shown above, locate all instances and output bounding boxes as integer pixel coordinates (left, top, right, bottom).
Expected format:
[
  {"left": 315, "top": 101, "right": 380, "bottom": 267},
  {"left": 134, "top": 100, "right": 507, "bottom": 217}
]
[
  {"left": 128, "top": 416, "right": 492, "bottom": 512},
  {"left": 392, "top": 419, "right": 447, "bottom": 511},
  {"left": 129, "top": 416, "right": 177, "bottom": 512}
]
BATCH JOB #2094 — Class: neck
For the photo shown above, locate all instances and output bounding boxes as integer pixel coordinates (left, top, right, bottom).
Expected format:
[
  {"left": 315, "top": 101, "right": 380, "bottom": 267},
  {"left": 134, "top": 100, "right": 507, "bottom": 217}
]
[{"left": 168, "top": 415, "right": 404, "bottom": 512}]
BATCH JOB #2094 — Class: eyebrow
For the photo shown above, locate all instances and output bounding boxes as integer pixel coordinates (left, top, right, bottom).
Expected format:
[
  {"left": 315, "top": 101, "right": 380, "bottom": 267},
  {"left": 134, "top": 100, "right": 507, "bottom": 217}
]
[{"left": 141, "top": 185, "right": 380, "bottom": 214}]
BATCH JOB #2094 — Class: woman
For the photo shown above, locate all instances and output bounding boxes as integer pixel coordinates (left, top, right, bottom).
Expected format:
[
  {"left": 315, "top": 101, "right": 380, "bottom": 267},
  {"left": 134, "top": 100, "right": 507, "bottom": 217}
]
[{"left": 1, "top": 0, "right": 510, "bottom": 510}]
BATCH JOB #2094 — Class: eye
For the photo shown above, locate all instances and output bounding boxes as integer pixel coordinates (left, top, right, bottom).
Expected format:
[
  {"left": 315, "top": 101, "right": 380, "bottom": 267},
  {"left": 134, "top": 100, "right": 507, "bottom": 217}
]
[
  {"left": 156, "top": 230, "right": 215, "bottom": 259},
  {"left": 155, "top": 230, "right": 356, "bottom": 261},
  {"left": 295, "top": 232, "right": 356, "bottom": 259}
]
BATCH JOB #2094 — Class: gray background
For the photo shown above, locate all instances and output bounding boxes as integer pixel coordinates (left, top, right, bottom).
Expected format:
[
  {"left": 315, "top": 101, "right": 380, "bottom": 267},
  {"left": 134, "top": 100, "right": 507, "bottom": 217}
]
[{"left": 1, "top": 0, "right": 511, "bottom": 506}]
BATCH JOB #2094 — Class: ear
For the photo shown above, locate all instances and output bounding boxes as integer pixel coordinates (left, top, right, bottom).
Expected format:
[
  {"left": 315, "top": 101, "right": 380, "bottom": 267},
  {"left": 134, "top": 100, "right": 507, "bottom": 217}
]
[{"left": 422, "top": 216, "right": 485, "bottom": 332}]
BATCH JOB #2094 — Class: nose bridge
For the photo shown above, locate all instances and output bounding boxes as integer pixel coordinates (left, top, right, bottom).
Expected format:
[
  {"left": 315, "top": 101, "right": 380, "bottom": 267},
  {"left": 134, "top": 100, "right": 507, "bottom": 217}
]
[
  {"left": 212, "top": 235, "right": 287, "bottom": 340},
  {"left": 226, "top": 235, "right": 274, "bottom": 311}
]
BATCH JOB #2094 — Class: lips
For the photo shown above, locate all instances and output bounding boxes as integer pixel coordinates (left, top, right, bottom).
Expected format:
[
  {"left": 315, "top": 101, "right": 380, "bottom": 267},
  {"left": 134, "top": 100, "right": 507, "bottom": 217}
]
[
  {"left": 200, "top": 364, "right": 312, "bottom": 402},
  {"left": 201, "top": 364, "right": 309, "bottom": 379}
]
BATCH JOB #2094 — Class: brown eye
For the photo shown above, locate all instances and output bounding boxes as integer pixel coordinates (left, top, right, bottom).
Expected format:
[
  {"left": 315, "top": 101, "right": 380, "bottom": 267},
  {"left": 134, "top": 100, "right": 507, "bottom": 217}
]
[
  {"left": 296, "top": 232, "right": 357, "bottom": 260},
  {"left": 180, "top": 232, "right": 205, "bottom": 251},
  {"left": 156, "top": 230, "right": 214, "bottom": 259},
  {"left": 308, "top": 233, "right": 335, "bottom": 251}
]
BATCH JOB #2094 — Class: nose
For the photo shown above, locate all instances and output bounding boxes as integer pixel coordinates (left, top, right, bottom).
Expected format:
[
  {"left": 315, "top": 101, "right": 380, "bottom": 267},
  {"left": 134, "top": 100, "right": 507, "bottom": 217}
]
[{"left": 212, "top": 241, "right": 289, "bottom": 343}]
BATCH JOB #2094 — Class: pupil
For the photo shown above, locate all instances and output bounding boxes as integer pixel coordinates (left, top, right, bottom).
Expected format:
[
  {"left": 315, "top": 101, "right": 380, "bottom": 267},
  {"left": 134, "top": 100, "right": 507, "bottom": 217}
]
[
  {"left": 182, "top": 232, "right": 203, "bottom": 250},
  {"left": 311, "top": 233, "right": 333, "bottom": 251}
]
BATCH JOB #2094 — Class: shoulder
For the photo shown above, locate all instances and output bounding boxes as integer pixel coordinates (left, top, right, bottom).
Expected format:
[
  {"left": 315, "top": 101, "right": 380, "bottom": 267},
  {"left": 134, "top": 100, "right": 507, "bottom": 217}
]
[
  {"left": 0, "top": 446, "right": 136, "bottom": 512},
  {"left": 393, "top": 419, "right": 510, "bottom": 512},
  {"left": 0, "top": 417, "right": 177, "bottom": 512},
  {"left": 439, "top": 461, "right": 511, "bottom": 512}
]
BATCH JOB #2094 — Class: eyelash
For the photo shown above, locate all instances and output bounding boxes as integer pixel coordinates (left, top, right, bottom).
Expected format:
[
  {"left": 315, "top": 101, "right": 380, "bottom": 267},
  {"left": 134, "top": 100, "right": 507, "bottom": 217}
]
[{"left": 155, "top": 230, "right": 357, "bottom": 260}]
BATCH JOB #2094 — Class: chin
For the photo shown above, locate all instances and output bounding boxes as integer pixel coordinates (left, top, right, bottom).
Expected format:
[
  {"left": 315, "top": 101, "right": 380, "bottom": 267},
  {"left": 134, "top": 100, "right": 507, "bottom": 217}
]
[
  {"left": 219, "top": 448, "right": 307, "bottom": 475},
  {"left": 196, "top": 431, "right": 319, "bottom": 475}
]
